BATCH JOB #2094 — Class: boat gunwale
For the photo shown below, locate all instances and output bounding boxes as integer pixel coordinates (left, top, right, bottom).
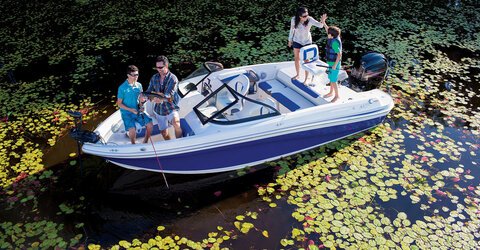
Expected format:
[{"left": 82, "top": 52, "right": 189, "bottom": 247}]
[{"left": 82, "top": 100, "right": 393, "bottom": 158}]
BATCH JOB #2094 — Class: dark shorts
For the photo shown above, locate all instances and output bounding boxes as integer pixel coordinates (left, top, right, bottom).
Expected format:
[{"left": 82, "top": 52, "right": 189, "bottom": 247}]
[{"left": 292, "top": 42, "right": 311, "bottom": 49}]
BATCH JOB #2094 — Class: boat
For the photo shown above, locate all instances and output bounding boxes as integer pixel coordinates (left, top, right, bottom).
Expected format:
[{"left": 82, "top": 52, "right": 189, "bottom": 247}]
[{"left": 78, "top": 48, "right": 394, "bottom": 174}]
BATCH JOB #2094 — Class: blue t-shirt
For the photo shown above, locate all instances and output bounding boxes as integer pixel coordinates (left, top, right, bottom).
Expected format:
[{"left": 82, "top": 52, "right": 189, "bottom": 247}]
[{"left": 117, "top": 80, "right": 143, "bottom": 114}]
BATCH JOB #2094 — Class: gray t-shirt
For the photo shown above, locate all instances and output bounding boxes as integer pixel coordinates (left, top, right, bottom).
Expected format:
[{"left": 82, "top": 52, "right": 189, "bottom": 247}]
[{"left": 288, "top": 16, "right": 324, "bottom": 45}]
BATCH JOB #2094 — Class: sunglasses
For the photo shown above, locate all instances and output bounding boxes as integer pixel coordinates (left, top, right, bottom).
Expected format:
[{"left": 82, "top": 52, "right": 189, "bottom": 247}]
[
  {"left": 301, "top": 15, "right": 308, "bottom": 18},
  {"left": 155, "top": 65, "right": 165, "bottom": 70},
  {"left": 129, "top": 73, "right": 139, "bottom": 77}
]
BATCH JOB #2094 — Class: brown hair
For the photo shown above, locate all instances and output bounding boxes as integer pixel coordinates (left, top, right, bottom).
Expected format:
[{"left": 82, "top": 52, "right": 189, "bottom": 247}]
[
  {"left": 156, "top": 55, "right": 169, "bottom": 65},
  {"left": 328, "top": 26, "right": 341, "bottom": 38},
  {"left": 127, "top": 65, "right": 138, "bottom": 74}
]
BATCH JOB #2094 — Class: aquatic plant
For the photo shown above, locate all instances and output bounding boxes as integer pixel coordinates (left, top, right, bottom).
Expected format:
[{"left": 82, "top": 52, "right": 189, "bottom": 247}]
[{"left": 0, "top": 0, "right": 479, "bottom": 249}]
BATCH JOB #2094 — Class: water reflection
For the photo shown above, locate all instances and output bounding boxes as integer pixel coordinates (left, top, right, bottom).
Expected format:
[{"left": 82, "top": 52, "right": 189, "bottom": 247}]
[{"left": 49, "top": 158, "right": 276, "bottom": 245}]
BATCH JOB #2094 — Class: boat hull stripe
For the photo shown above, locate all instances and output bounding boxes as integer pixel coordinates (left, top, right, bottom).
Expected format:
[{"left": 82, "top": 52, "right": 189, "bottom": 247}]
[{"left": 105, "top": 116, "right": 385, "bottom": 172}]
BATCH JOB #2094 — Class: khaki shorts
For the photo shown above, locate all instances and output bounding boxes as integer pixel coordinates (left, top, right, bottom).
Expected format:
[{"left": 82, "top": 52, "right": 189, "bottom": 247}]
[{"left": 154, "top": 111, "right": 179, "bottom": 131}]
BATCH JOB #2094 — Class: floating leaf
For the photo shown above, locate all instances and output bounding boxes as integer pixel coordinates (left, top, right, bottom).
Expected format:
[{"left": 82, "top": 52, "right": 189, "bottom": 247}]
[
  {"left": 410, "top": 195, "right": 421, "bottom": 203},
  {"left": 324, "top": 240, "right": 334, "bottom": 248},
  {"left": 118, "top": 241, "right": 131, "bottom": 248},
  {"left": 402, "top": 236, "right": 414, "bottom": 244},
  {"left": 262, "top": 230, "right": 269, "bottom": 238}
]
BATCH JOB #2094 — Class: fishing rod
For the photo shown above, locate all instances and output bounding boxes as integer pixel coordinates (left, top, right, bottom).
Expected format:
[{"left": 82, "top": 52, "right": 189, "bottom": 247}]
[
  {"left": 315, "top": 64, "right": 353, "bottom": 71},
  {"left": 140, "top": 92, "right": 171, "bottom": 189},
  {"left": 149, "top": 137, "right": 170, "bottom": 189}
]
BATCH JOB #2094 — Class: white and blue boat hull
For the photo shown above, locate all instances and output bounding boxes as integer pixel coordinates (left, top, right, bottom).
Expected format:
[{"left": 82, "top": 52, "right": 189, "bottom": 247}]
[
  {"left": 105, "top": 116, "right": 385, "bottom": 173},
  {"left": 82, "top": 60, "right": 394, "bottom": 174}
]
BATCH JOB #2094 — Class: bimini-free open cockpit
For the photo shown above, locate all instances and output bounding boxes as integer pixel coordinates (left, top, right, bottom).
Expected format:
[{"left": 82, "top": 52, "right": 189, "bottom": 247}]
[
  {"left": 193, "top": 76, "right": 280, "bottom": 125},
  {"left": 81, "top": 54, "right": 394, "bottom": 174}
]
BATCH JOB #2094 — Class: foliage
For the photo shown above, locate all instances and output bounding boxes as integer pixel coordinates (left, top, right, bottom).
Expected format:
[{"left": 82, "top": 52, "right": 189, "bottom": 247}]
[
  {"left": 0, "top": 0, "right": 479, "bottom": 249},
  {"left": 0, "top": 220, "right": 83, "bottom": 249}
]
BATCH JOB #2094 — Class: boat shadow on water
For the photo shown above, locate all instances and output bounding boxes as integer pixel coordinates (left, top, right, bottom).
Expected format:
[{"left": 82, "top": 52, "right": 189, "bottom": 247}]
[
  {"left": 58, "top": 158, "right": 278, "bottom": 245},
  {"left": 74, "top": 131, "right": 375, "bottom": 245},
  {"left": 0, "top": 130, "right": 378, "bottom": 246},
  {"left": 107, "top": 163, "right": 275, "bottom": 199},
  {"left": 59, "top": 154, "right": 275, "bottom": 204},
  {"left": 73, "top": 126, "right": 374, "bottom": 210}
]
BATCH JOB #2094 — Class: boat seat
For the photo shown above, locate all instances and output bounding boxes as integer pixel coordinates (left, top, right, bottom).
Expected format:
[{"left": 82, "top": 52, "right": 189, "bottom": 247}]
[
  {"left": 217, "top": 74, "right": 250, "bottom": 115},
  {"left": 227, "top": 74, "right": 250, "bottom": 96},
  {"left": 276, "top": 66, "right": 331, "bottom": 106},
  {"left": 128, "top": 116, "right": 196, "bottom": 139},
  {"left": 126, "top": 120, "right": 161, "bottom": 138},
  {"left": 258, "top": 97, "right": 277, "bottom": 115},
  {"left": 300, "top": 44, "right": 324, "bottom": 82},
  {"left": 180, "top": 118, "right": 195, "bottom": 137},
  {"left": 216, "top": 91, "right": 235, "bottom": 111},
  {"left": 129, "top": 100, "right": 159, "bottom": 138},
  {"left": 236, "top": 97, "right": 277, "bottom": 119},
  {"left": 218, "top": 69, "right": 248, "bottom": 83},
  {"left": 258, "top": 80, "right": 315, "bottom": 111}
]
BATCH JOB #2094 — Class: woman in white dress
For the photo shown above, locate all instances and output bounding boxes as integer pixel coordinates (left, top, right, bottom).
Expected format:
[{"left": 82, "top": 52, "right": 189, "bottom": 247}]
[{"left": 287, "top": 7, "right": 324, "bottom": 84}]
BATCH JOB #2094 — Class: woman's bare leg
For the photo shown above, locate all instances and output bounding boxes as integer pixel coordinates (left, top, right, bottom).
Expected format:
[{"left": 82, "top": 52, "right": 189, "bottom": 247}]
[{"left": 292, "top": 48, "right": 300, "bottom": 80}]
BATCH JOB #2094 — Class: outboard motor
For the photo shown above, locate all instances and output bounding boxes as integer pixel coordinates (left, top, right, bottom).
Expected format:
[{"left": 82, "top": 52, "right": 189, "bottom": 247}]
[
  {"left": 345, "top": 52, "right": 391, "bottom": 92},
  {"left": 67, "top": 110, "right": 101, "bottom": 177},
  {"left": 68, "top": 111, "right": 100, "bottom": 144}
]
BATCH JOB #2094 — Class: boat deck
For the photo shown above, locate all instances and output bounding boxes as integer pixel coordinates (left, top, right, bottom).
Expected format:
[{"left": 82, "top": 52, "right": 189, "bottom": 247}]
[
  {"left": 275, "top": 66, "right": 359, "bottom": 105},
  {"left": 103, "top": 64, "right": 370, "bottom": 145},
  {"left": 106, "top": 125, "right": 177, "bottom": 145}
]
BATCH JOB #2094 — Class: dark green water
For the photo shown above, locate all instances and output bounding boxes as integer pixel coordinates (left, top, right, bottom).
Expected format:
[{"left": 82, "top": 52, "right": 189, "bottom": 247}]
[{"left": 1, "top": 0, "right": 479, "bottom": 249}]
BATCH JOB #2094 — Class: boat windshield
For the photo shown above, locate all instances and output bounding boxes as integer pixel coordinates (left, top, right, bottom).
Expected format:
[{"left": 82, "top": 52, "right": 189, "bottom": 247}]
[
  {"left": 193, "top": 85, "right": 280, "bottom": 125},
  {"left": 178, "top": 62, "right": 224, "bottom": 98}
]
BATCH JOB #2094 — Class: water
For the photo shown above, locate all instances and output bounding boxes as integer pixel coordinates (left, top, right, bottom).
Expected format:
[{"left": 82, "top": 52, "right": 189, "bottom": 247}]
[
  {"left": 34, "top": 156, "right": 281, "bottom": 247},
  {"left": 1, "top": 0, "right": 479, "bottom": 248},
  {"left": 28, "top": 94, "right": 477, "bottom": 247}
]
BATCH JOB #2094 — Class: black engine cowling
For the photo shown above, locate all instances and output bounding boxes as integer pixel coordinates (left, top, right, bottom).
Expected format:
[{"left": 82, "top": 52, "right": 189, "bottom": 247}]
[{"left": 345, "top": 52, "right": 391, "bottom": 92}]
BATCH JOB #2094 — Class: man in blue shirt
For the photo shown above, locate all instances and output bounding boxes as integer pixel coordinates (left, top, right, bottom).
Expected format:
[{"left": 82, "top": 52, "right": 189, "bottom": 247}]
[
  {"left": 117, "top": 65, "right": 153, "bottom": 144},
  {"left": 147, "top": 56, "right": 182, "bottom": 140}
]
